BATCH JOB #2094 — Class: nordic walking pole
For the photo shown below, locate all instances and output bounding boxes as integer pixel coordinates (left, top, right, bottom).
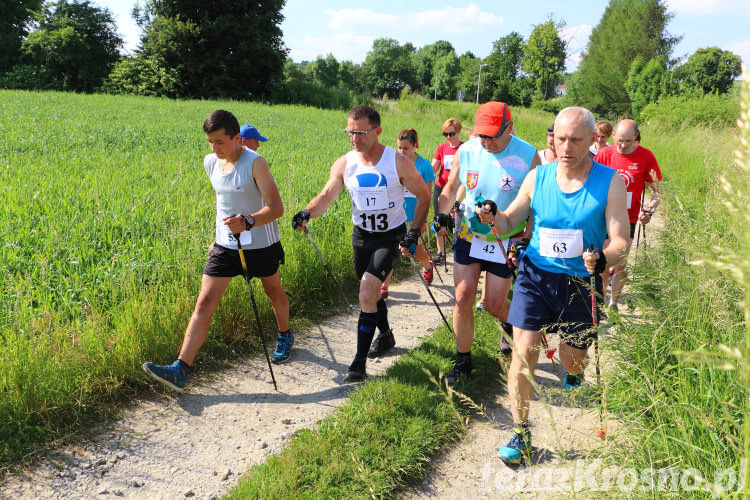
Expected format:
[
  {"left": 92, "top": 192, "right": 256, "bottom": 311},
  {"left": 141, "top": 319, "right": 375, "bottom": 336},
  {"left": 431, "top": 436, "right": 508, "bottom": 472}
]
[
  {"left": 540, "top": 330, "right": 558, "bottom": 366},
  {"left": 404, "top": 249, "right": 453, "bottom": 333},
  {"left": 588, "top": 244, "right": 605, "bottom": 439},
  {"left": 303, "top": 226, "right": 352, "bottom": 308},
  {"left": 234, "top": 234, "right": 278, "bottom": 392},
  {"left": 419, "top": 232, "right": 444, "bottom": 285}
]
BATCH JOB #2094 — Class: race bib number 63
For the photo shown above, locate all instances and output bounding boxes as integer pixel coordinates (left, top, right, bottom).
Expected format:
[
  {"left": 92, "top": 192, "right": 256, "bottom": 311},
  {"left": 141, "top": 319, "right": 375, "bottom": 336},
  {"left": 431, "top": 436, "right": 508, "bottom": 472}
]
[{"left": 538, "top": 227, "right": 583, "bottom": 259}]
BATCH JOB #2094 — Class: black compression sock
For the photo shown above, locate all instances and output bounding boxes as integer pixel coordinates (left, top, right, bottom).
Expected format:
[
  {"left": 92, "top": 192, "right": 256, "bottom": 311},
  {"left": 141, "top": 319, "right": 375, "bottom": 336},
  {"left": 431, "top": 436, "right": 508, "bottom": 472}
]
[
  {"left": 355, "top": 311, "right": 378, "bottom": 361},
  {"left": 376, "top": 298, "right": 390, "bottom": 334},
  {"left": 177, "top": 359, "right": 191, "bottom": 375}
]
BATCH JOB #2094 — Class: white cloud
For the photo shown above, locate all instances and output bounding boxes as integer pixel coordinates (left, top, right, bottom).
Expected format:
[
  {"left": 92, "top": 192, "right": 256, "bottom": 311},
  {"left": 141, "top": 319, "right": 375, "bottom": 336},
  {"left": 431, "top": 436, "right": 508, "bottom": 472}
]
[
  {"left": 561, "top": 24, "right": 593, "bottom": 69},
  {"left": 665, "top": 0, "right": 750, "bottom": 15},
  {"left": 724, "top": 39, "right": 750, "bottom": 66},
  {"left": 290, "top": 33, "right": 375, "bottom": 63},
  {"left": 327, "top": 4, "right": 503, "bottom": 34}
]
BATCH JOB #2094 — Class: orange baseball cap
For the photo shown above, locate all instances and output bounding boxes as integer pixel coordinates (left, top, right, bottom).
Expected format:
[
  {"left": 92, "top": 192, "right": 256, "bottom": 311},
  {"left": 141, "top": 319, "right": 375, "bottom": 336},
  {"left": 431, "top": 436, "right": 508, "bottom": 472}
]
[{"left": 474, "top": 101, "right": 511, "bottom": 138}]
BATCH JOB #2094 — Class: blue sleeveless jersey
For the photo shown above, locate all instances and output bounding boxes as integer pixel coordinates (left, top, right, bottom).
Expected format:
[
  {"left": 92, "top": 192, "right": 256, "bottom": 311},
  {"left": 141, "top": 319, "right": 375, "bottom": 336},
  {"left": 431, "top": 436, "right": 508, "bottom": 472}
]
[
  {"left": 526, "top": 161, "right": 615, "bottom": 276},
  {"left": 458, "top": 135, "right": 536, "bottom": 239}
]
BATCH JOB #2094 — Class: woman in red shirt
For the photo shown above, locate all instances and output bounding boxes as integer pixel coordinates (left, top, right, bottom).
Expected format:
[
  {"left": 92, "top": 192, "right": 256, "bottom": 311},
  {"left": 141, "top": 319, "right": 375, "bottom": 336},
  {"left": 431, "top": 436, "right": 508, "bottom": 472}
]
[{"left": 431, "top": 118, "right": 464, "bottom": 263}]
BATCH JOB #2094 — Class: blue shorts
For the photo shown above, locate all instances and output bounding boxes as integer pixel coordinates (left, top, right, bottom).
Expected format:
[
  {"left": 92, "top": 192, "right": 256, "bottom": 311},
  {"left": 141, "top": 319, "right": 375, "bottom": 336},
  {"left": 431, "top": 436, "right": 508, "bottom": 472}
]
[
  {"left": 508, "top": 255, "right": 603, "bottom": 350},
  {"left": 453, "top": 236, "right": 513, "bottom": 279}
]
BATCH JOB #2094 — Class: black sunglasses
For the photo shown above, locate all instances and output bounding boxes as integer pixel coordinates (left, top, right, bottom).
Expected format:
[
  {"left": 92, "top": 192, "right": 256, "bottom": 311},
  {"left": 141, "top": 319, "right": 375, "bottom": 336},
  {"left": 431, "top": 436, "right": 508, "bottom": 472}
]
[
  {"left": 442, "top": 131, "right": 456, "bottom": 137},
  {"left": 478, "top": 121, "right": 510, "bottom": 141}
]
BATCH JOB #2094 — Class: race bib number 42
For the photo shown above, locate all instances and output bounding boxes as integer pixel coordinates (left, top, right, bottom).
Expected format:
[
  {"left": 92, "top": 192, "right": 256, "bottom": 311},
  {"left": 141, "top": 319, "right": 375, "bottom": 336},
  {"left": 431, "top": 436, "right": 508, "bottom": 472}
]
[
  {"left": 538, "top": 227, "right": 583, "bottom": 259},
  {"left": 469, "top": 235, "right": 508, "bottom": 264}
]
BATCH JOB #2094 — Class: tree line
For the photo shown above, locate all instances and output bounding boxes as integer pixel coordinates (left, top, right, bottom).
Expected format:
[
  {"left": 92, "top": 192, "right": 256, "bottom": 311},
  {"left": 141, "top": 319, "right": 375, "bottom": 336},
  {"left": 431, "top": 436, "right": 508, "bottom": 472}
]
[{"left": 1, "top": 0, "right": 741, "bottom": 117}]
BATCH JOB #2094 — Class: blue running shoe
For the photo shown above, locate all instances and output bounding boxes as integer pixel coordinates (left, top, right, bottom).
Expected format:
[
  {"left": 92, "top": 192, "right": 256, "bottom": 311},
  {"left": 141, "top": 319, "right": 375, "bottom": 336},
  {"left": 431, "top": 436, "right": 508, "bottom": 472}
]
[
  {"left": 271, "top": 332, "right": 294, "bottom": 364},
  {"left": 142, "top": 361, "right": 187, "bottom": 392},
  {"left": 563, "top": 372, "right": 584, "bottom": 390},
  {"left": 498, "top": 430, "right": 532, "bottom": 465}
]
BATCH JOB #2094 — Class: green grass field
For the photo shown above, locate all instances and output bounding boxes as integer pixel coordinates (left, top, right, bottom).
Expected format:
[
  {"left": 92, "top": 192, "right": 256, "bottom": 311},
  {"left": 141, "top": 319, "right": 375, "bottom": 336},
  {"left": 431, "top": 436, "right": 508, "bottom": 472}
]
[{"left": 1, "top": 87, "right": 747, "bottom": 499}]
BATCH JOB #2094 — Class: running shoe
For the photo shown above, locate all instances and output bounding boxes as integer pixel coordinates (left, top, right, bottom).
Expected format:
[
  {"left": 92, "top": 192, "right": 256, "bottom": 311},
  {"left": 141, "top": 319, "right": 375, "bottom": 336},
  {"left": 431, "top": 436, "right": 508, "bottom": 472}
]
[
  {"left": 433, "top": 252, "right": 445, "bottom": 265},
  {"left": 142, "top": 361, "right": 188, "bottom": 392},
  {"left": 344, "top": 358, "right": 367, "bottom": 382},
  {"left": 499, "top": 322, "right": 513, "bottom": 357},
  {"left": 367, "top": 330, "right": 395, "bottom": 358},
  {"left": 422, "top": 265, "right": 434, "bottom": 285},
  {"left": 475, "top": 300, "right": 486, "bottom": 311},
  {"left": 271, "top": 331, "right": 295, "bottom": 363},
  {"left": 442, "top": 356, "right": 473, "bottom": 386},
  {"left": 498, "top": 430, "right": 532, "bottom": 465},
  {"left": 563, "top": 372, "right": 584, "bottom": 390},
  {"left": 380, "top": 286, "right": 389, "bottom": 299},
  {"left": 608, "top": 304, "right": 620, "bottom": 325}
]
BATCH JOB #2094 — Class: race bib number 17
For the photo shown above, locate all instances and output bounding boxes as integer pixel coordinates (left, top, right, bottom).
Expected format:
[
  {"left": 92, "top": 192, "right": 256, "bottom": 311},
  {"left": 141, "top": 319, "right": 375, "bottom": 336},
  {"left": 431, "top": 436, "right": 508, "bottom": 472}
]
[
  {"left": 352, "top": 186, "right": 387, "bottom": 211},
  {"left": 538, "top": 227, "right": 583, "bottom": 259}
]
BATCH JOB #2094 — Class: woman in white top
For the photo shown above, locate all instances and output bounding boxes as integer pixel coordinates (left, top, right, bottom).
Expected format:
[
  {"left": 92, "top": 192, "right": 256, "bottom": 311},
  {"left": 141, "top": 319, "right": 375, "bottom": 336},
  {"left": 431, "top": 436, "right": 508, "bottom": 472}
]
[{"left": 536, "top": 125, "right": 557, "bottom": 165}]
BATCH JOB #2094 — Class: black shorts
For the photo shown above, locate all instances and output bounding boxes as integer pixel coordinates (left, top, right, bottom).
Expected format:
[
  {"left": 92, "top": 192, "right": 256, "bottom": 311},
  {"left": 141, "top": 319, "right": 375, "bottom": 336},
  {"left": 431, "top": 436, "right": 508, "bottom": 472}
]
[
  {"left": 352, "top": 224, "right": 405, "bottom": 281},
  {"left": 508, "top": 256, "right": 602, "bottom": 350},
  {"left": 453, "top": 236, "right": 513, "bottom": 279},
  {"left": 203, "top": 241, "right": 285, "bottom": 278},
  {"left": 629, "top": 223, "right": 636, "bottom": 239},
  {"left": 432, "top": 184, "right": 443, "bottom": 215}
]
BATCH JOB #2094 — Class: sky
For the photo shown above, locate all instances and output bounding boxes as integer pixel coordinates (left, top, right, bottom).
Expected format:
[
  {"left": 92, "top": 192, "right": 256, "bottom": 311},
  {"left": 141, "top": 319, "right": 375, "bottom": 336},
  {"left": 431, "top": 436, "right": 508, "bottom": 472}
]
[{"left": 102, "top": 0, "right": 750, "bottom": 73}]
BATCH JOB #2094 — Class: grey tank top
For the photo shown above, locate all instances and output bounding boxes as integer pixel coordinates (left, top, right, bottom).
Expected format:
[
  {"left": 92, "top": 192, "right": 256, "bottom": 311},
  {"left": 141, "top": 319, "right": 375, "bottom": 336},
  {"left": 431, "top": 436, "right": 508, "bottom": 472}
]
[{"left": 204, "top": 147, "right": 280, "bottom": 250}]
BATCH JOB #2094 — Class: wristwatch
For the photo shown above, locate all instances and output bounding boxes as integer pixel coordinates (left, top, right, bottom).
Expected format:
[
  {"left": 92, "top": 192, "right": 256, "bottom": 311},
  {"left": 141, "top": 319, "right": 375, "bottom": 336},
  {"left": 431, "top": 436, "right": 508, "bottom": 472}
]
[{"left": 242, "top": 214, "right": 256, "bottom": 230}]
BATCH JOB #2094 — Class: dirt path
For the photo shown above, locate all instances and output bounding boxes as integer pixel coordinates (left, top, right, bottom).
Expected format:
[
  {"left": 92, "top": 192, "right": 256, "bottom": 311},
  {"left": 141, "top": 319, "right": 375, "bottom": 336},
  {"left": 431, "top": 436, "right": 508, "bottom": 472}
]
[{"left": 0, "top": 260, "right": 456, "bottom": 500}]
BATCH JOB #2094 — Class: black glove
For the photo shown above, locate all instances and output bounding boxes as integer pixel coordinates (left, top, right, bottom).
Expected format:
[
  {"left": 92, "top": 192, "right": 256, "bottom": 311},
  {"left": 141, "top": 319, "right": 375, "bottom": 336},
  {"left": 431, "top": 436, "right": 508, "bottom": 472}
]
[
  {"left": 476, "top": 199, "right": 497, "bottom": 216},
  {"left": 400, "top": 228, "right": 421, "bottom": 255},
  {"left": 509, "top": 237, "right": 530, "bottom": 256},
  {"left": 291, "top": 210, "right": 311, "bottom": 230},
  {"left": 588, "top": 246, "right": 608, "bottom": 274},
  {"left": 432, "top": 213, "right": 451, "bottom": 232}
]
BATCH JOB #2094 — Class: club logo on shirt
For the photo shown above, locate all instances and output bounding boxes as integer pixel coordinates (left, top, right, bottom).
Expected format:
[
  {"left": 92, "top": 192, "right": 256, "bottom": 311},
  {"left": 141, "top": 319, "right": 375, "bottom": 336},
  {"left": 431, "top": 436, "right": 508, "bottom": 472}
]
[
  {"left": 466, "top": 171, "right": 479, "bottom": 189},
  {"left": 628, "top": 162, "right": 639, "bottom": 170},
  {"left": 498, "top": 174, "right": 515, "bottom": 192},
  {"left": 618, "top": 170, "right": 634, "bottom": 188},
  {"left": 355, "top": 172, "right": 387, "bottom": 187}
]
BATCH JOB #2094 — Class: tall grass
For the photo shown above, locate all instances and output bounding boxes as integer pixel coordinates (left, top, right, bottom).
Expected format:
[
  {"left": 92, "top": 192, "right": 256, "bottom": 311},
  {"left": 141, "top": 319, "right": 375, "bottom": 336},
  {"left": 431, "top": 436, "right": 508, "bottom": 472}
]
[{"left": 602, "top": 77, "right": 747, "bottom": 497}]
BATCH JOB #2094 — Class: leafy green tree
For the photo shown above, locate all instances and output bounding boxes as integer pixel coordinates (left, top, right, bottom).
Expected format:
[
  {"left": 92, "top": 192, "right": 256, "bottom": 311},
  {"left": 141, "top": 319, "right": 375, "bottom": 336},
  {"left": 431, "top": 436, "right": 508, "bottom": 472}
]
[
  {"left": 571, "top": 0, "right": 680, "bottom": 115},
  {"left": 310, "top": 53, "right": 340, "bottom": 88},
  {"left": 8, "top": 0, "right": 121, "bottom": 92},
  {"left": 412, "top": 40, "right": 454, "bottom": 94},
  {"left": 0, "top": 0, "right": 44, "bottom": 73},
  {"left": 674, "top": 47, "right": 741, "bottom": 95},
  {"left": 456, "top": 51, "right": 480, "bottom": 98},
  {"left": 338, "top": 60, "right": 365, "bottom": 94},
  {"left": 431, "top": 51, "right": 460, "bottom": 99},
  {"left": 625, "top": 55, "right": 675, "bottom": 117},
  {"left": 484, "top": 32, "right": 527, "bottom": 104},
  {"left": 361, "top": 38, "right": 417, "bottom": 97},
  {"left": 123, "top": 0, "right": 286, "bottom": 99},
  {"left": 522, "top": 20, "right": 566, "bottom": 100}
]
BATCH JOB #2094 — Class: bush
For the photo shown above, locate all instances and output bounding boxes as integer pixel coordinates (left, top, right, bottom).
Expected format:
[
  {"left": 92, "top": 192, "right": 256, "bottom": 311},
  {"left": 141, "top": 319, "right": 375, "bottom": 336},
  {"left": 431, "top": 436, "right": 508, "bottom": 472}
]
[
  {"left": 640, "top": 92, "right": 738, "bottom": 128},
  {"left": 530, "top": 98, "right": 564, "bottom": 114},
  {"left": 277, "top": 78, "right": 354, "bottom": 110}
]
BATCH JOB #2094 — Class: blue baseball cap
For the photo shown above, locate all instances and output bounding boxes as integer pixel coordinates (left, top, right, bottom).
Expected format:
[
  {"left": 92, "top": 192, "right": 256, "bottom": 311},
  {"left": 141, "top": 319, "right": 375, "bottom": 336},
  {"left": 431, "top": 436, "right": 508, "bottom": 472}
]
[{"left": 240, "top": 124, "right": 268, "bottom": 142}]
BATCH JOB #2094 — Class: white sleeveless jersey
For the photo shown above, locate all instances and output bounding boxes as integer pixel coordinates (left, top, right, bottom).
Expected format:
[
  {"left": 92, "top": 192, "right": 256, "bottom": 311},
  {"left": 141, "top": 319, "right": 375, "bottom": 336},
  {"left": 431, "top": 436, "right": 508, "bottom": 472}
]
[{"left": 343, "top": 146, "right": 406, "bottom": 233}]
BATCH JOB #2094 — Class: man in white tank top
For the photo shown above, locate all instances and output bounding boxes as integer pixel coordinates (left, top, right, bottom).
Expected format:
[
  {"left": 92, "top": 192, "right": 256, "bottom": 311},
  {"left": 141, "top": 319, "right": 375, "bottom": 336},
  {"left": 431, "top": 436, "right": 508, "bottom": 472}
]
[
  {"left": 292, "top": 105, "right": 430, "bottom": 383},
  {"left": 142, "top": 110, "right": 291, "bottom": 392}
]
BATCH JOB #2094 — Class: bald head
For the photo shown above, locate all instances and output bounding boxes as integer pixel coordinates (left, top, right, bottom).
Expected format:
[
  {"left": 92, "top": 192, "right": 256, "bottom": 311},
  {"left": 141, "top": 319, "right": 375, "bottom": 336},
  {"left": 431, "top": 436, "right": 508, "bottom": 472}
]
[
  {"left": 614, "top": 119, "right": 639, "bottom": 155},
  {"left": 554, "top": 107, "right": 595, "bottom": 135}
]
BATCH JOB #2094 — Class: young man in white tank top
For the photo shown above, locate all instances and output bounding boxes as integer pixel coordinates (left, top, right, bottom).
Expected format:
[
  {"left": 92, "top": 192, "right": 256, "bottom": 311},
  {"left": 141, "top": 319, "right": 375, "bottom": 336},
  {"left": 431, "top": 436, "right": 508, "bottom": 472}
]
[
  {"left": 292, "top": 105, "right": 430, "bottom": 382},
  {"left": 142, "top": 110, "right": 291, "bottom": 392}
]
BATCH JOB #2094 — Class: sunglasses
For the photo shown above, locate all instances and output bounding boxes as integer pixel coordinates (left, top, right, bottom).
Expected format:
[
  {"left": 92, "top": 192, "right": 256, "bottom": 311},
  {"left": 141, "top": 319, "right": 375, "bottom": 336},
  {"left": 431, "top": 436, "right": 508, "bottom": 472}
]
[
  {"left": 345, "top": 127, "right": 377, "bottom": 137},
  {"left": 442, "top": 131, "right": 457, "bottom": 137},
  {"left": 478, "top": 121, "right": 510, "bottom": 141}
]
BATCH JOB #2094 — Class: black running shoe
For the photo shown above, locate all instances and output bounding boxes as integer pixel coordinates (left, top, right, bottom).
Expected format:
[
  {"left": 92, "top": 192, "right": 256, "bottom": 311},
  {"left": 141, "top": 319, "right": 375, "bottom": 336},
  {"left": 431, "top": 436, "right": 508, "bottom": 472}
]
[
  {"left": 499, "top": 322, "right": 513, "bottom": 356},
  {"left": 344, "top": 358, "right": 367, "bottom": 383},
  {"left": 367, "top": 330, "right": 395, "bottom": 358},
  {"left": 442, "top": 357, "right": 473, "bottom": 386}
]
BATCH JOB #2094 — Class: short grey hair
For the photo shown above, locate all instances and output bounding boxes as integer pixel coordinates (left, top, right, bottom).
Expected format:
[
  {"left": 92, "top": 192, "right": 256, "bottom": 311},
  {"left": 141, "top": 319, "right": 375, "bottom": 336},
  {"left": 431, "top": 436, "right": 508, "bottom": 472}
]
[{"left": 554, "top": 106, "right": 595, "bottom": 134}]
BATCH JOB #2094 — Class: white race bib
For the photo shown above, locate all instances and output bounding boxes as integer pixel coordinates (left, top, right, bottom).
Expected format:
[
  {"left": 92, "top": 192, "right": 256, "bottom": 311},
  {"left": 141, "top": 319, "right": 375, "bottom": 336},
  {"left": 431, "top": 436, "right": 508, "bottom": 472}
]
[
  {"left": 538, "top": 227, "right": 583, "bottom": 259},
  {"left": 443, "top": 154, "right": 455, "bottom": 171},
  {"left": 352, "top": 186, "right": 388, "bottom": 211},
  {"left": 216, "top": 216, "right": 252, "bottom": 248},
  {"left": 627, "top": 191, "right": 633, "bottom": 210},
  {"left": 469, "top": 234, "right": 508, "bottom": 264}
]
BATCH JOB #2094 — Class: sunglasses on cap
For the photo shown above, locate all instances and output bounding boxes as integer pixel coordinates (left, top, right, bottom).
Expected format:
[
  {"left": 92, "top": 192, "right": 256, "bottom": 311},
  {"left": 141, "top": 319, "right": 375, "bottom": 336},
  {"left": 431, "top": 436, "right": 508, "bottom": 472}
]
[
  {"left": 477, "top": 119, "right": 512, "bottom": 141},
  {"left": 442, "top": 131, "right": 457, "bottom": 137}
]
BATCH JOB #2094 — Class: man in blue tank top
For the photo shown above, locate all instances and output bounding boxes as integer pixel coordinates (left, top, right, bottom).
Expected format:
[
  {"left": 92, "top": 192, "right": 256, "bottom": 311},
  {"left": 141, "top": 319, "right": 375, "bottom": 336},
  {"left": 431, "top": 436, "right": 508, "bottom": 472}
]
[
  {"left": 434, "top": 102, "right": 540, "bottom": 385},
  {"left": 142, "top": 110, "right": 291, "bottom": 392},
  {"left": 292, "top": 106, "right": 430, "bottom": 383},
  {"left": 489, "top": 107, "right": 630, "bottom": 465}
]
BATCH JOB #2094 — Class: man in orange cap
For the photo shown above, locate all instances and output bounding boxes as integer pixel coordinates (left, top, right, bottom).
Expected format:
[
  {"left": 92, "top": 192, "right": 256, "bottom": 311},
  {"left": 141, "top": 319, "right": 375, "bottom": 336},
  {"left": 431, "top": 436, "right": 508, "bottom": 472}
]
[{"left": 434, "top": 102, "right": 540, "bottom": 385}]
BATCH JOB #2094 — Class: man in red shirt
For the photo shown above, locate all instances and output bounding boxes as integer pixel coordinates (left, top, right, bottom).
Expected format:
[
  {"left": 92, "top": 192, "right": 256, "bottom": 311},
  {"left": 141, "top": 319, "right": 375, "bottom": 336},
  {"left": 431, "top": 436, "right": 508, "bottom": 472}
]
[{"left": 594, "top": 119, "right": 663, "bottom": 316}]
